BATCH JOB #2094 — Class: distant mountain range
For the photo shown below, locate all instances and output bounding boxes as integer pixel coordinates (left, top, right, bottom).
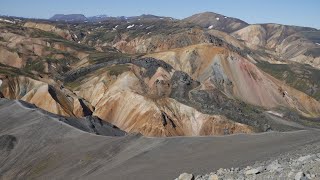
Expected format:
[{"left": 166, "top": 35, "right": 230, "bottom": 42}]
[
  {"left": 49, "top": 13, "right": 173, "bottom": 22},
  {"left": 50, "top": 14, "right": 87, "bottom": 21}
]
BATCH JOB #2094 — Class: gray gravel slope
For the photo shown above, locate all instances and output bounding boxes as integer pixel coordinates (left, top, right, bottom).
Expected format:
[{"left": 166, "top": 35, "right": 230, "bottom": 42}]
[{"left": 0, "top": 99, "right": 320, "bottom": 180}]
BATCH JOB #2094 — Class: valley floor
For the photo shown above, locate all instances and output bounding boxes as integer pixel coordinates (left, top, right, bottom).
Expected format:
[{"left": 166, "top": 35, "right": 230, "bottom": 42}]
[{"left": 1, "top": 99, "right": 320, "bottom": 180}]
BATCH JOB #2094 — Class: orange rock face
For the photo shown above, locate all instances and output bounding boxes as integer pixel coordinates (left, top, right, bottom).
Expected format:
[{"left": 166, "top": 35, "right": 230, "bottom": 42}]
[{"left": 0, "top": 76, "right": 93, "bottom": 117}]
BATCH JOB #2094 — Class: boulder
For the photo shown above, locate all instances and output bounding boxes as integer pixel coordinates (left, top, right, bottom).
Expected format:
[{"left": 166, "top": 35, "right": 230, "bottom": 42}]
[
  {"left": 178, "top": 173, "right": 194, "bottom": 180},
  {"left": 208, "top": 174, "right": 219, "bottom": 180}
]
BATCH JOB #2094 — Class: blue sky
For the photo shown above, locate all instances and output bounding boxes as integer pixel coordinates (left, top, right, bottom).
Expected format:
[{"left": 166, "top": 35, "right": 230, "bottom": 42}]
[{"left": 0, "top": 0, "right": 319, "bottom": 29}]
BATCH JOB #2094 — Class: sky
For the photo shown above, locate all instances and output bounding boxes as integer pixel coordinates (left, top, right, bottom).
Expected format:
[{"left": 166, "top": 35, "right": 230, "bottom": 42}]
[{"left": 0, "top": 0, "right": 319, "bottom": 29}]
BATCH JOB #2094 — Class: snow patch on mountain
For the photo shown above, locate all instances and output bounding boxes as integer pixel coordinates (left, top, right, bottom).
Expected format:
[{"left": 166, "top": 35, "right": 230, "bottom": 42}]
[{"left": 127, "top": 24, "right": 135, "bottom": 29}]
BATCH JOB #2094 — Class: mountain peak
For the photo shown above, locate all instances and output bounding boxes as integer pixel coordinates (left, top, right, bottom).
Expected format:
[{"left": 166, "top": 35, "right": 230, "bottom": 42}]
[{"left": 184, "top": 11, "right": 248, "bottom": 32}]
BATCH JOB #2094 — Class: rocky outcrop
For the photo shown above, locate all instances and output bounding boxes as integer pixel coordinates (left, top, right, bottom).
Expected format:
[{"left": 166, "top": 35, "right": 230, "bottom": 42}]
[{"left": 180, "top": 153, "right": 320, "bottom": 180}]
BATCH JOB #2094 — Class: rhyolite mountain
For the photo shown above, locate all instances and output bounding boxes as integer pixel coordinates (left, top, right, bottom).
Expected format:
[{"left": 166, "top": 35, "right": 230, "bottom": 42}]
[{"left": 0, "top": 11, "right": 320, "bottom": 137}]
